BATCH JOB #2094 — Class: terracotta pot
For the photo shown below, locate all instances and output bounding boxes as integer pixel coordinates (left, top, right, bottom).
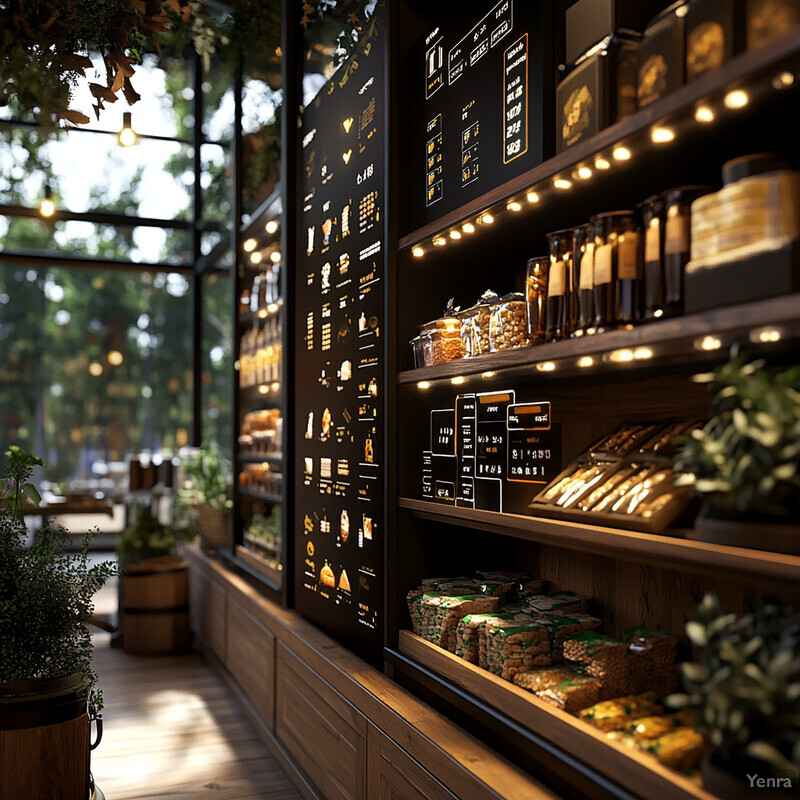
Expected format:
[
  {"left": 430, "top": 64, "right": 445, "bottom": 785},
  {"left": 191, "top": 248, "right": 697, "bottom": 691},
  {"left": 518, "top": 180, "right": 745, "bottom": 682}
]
[
  {"left": 196, "top": 505, "right": 230, "bottom": 550},
  {"left": 693, "top": 505, "right": 800, "bottom": 555},
  {"left": 702, "top": 752, "right": 797, "bottom": 798}
]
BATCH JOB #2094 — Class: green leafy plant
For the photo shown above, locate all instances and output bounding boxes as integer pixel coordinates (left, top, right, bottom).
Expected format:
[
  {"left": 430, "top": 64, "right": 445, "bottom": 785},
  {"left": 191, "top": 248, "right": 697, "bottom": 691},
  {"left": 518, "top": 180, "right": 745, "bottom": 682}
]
[
  {"left": 0, "top": 446, "right": 116, "bottom": 707},
  {"left": 115, "top": 503, "right": 179, "bottom": 571},
  {"left": 668, "top": 593, "right": 800, "bottom": 782},
  {"left": 674, "top": 352, "right": 800, "bottom": 519},
  {"left": 177, "top": 441, "right": 232, "bottom": 512}
]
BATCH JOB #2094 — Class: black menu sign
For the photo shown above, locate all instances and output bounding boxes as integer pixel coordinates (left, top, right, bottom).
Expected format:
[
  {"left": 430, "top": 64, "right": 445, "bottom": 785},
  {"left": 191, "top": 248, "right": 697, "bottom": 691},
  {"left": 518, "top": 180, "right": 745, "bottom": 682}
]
[
  {"left": 422, "top": 390, "right": 560, "bottom": 514},
  {"left": 295, "top": 10, "right": 386, "bottom": 656},
  {"left": 410, "top": 0, "right": 558, "bottom": 231}
]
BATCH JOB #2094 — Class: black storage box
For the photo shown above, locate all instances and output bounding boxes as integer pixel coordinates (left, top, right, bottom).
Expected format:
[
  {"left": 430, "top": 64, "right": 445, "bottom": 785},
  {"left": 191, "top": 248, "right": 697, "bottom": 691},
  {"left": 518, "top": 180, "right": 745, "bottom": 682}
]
[
  {"left": 684, "top": 239, "right": 800, "bottom": 312},
  {"left": 747, "top": 0, "right": 800, "bottom": 50},
  {"left": 557, "top": 33, "right": 640, "bottom": 153},
  {"left": 637, "top": 1, "right": 688, "bottom": 108},
  {"left": 566, "top": 0, "right": 671, "bottom": 62},
  {"left": 685, "top": 0, "right": 746, "bottom": 81}
]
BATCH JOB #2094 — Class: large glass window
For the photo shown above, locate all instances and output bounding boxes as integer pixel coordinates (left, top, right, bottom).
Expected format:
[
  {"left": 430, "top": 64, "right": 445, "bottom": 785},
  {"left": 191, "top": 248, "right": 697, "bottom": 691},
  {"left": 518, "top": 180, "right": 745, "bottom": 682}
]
[{"left": 0, "top": 265, "right": 194, "bottom": 485}]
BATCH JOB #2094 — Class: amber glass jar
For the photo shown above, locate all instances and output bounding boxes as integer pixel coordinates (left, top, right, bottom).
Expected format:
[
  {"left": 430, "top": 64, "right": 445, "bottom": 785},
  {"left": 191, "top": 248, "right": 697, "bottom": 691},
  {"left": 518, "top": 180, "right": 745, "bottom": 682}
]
[
  {"left": 545, "top": 228, "right": 574, "bottom": 342},
  {"left": 640, "top": 195, "right": 665, "bottom": 321},
  {"left": 592, "top": 211, "right": 643, "bottom": 331},
  {"left": 525, "top": 258, "right": 548, "bottom": 343},
  {"left": 663, "top": 185, "right": 710, "bottom": 316}
]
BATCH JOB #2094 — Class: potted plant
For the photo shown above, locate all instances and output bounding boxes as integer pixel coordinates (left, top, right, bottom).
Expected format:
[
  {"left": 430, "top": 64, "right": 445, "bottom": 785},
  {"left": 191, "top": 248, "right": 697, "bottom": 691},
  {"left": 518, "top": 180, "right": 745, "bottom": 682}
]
[
  {"left": 176, "top": 441, "right": 232, "bottom": 550},
  {"left": 668, "top": 593, "right": 800, "bottom": 798},
  {"left": 674, "top": 351, "right": 800, "bottom": 553},
  {"left": 116, "top": 503, "right": 191, "bottom": 655},
  {"left": 0, "top": 446, "right": 115, "bottom": 799}
]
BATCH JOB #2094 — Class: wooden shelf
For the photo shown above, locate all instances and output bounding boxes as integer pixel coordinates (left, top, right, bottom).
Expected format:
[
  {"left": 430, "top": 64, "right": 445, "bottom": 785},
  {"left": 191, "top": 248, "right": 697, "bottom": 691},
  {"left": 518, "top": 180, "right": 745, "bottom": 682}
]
[
  {"left": 238, "top": 488, "right": 283, "bottom": 505},
  {"left": 397, "top": 631, "right": 716, "bottom": 800},
  {"left": 398, "top": 31, "right": 800, "bottom": 250},
  {"left": 234, "top": 544, "right": 283, "bottom": 589},
  {"left": 398, "top": 498, "right": 800, "bottom": 587},
  {"left": 397, "top": 293, "right": 800, "bottom": 383},
  {"left": 238, "top": 453, "right": 283, "bottom": 466}
]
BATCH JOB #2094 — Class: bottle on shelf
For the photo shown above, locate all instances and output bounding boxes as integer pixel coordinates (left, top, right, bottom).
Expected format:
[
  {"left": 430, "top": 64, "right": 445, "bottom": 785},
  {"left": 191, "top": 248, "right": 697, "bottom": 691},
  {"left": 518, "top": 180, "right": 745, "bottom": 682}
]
[
  {"left": 545, "top": 228, "right": 574, "bottom": 342},
  {"left": 593, "top": 211, "right": 642, "bottom": 331},
  {"left": 640, "top": 194, "right": 665, "bottom": 321},
  {"left": 574, "top": 222, "right": 595, "bottom": 335},
  {"left": 663, "top": 186, "right": 711, "bottom": 317},
  {"left": 525, "top": 257, "right": 549, "bottom": 344}
]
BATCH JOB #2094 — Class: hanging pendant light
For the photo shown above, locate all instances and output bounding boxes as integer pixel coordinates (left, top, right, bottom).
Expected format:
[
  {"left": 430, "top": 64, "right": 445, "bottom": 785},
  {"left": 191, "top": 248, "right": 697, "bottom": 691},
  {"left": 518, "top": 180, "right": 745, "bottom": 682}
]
[
  {"left": 118, "top": 112, "right": 137, "bottom": 147},
  {"left": 40, "top": 184, "right": 55, "bottom": 217}
]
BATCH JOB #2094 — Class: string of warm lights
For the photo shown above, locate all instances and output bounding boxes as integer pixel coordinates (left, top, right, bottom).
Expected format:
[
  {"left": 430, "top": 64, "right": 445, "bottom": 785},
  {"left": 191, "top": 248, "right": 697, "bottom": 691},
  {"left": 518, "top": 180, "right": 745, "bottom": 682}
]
[{"left": 409, "top": 70, "right": 796, "bottom": 259}]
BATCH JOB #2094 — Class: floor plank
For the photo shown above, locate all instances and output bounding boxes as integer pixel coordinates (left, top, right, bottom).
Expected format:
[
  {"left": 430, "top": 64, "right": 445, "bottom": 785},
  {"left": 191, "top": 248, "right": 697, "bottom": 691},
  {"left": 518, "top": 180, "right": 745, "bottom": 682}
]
[{"left": 89, "top": 569, "right": 302, "bottom": 800}]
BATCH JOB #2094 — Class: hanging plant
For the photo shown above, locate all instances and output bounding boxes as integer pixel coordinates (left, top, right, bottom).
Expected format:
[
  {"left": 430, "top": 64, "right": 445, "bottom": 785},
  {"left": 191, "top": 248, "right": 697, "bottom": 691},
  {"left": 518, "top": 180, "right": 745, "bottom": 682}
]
[{"left": 0, "top": 0, "right": 191, "bottom": 125}]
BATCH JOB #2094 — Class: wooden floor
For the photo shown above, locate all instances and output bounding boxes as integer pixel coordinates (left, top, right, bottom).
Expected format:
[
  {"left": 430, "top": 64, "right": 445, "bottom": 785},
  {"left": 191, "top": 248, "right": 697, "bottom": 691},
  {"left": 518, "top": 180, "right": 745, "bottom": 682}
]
[{"left": 90, "top": 571, "right": 302, "bottom": 800}]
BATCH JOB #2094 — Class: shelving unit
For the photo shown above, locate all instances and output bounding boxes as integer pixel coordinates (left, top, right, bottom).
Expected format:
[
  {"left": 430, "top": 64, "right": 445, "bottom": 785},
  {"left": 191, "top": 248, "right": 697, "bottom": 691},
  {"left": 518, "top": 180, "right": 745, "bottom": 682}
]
[{"left": 387, "top": 15, "right": 800, "bottom": 800}]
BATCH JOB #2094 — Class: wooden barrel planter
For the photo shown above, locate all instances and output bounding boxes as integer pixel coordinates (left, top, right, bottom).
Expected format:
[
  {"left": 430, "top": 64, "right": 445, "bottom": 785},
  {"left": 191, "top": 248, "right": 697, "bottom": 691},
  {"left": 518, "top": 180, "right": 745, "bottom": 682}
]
[
  {"left": 121, "top": 556, "right": 191, "bottom": 655},
  {"left": 0, "top": 673, "right": 89, "bottom": 799}
]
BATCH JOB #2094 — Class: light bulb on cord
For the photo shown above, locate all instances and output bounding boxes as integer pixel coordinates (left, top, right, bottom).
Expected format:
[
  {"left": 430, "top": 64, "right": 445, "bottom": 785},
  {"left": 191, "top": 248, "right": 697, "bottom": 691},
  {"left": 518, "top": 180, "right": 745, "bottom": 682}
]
[
  {"left": 118, "top": 112, "right": 137, "bottom": 147},
  {"left": 40, "top": 184, "right": 55, "bottom": 217}
]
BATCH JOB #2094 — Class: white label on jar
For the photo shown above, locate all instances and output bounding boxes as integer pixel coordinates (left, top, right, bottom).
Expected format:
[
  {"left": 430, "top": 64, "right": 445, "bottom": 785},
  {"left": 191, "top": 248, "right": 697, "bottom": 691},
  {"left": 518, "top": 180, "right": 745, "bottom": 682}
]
[
  {"left": 618, "top": 232, "right": 641, "bottom": 280},
  {"left": 594, "top": 243, "right": 613, "bottom": 285},
  {"left": 549, "top": 260, "right": 566, "bottom": 296},
  {"left": 665, "top": 215, "right": 689, "bottom": 255},
  {"left": 580, "top": 243, "right": 595, "bottom": 290},
  {"left": 645, "top": 218, "right": 660, "bottom": 264}
]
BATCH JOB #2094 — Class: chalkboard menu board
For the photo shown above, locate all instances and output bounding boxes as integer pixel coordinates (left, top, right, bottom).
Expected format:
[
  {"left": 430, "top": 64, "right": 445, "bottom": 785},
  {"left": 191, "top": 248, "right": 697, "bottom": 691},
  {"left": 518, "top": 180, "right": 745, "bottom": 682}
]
[
  {"left": 422, "top": 389, "right": 561, "bottom": 514},
  {"left": 294, "top": 10, "right": 386, "bottom": 657},
  {"left": 408, "top": 0, "right": 561, "bottom": 232}
]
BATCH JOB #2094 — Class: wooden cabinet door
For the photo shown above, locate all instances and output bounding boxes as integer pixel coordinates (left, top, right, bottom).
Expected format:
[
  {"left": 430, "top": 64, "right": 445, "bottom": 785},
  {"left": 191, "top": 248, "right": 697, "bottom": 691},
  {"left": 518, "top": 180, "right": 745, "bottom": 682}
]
[
  {"left": 188, "top": 561, "right": 208, "bottom": 638},
  {"left": 227, "top": 597, "right": 276, "bottom": 729},
  {"left": 275, "top": 643, "right": 366, "bottom": 800},
  {"left": 206, "top": 573, "right": 227, "bottom": 663},
  {"left": 367, "top": 725, "right": 459, "bottom": 800}
]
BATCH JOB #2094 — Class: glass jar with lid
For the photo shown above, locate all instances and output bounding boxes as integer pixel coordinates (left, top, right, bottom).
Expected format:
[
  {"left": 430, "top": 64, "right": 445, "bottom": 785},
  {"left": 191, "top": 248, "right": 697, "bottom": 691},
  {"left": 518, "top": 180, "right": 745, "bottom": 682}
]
[
  {"left": 545, "top": 228, "right": 575, "bottom": 342},
  {"left": 525, "top": 258, "right": 548, "bottom": 344},
  {"left": 489, "top": 292, "right": 531, "bottom": 352},
  {"left": 663, "top": 185, "right": 710, "bottom": 316},
  {"left": 592, "top": 211, "right": 643, "bottom": 331},
  {"left": 459, "top": 291, "right": 497, "bottom": 357},
  {"left": 418, "top": 313, "right": 465, "bottom": 366},
  {"left": 573, "top": 223, "right": 595, "bottom": 335}
]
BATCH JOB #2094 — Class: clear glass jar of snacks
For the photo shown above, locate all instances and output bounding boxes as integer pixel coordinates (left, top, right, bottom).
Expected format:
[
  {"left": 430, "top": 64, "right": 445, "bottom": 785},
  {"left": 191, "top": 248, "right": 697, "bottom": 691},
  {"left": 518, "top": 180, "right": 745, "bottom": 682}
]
[
  {"left": 459, "top": 291, "right": 497, "bottom": 357},
  {"left": 489, "top": 292, "right": 531, "bottom": 352}
]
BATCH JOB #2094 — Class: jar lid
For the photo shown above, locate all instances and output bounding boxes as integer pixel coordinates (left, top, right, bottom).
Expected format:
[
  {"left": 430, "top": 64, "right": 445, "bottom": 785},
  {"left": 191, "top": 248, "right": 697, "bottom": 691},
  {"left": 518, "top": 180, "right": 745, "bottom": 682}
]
[
  {"left": 499, "top": 291, "right": 525, "bottom": 303},
  {"left": 469, "top": 289, "right": 500, "bottom": 308},
  {"left": 664, "top": 185, "right": 712, "bottom": 205},
  {"left": 721, "top": 153, "right": 795, "bottom": 185}
]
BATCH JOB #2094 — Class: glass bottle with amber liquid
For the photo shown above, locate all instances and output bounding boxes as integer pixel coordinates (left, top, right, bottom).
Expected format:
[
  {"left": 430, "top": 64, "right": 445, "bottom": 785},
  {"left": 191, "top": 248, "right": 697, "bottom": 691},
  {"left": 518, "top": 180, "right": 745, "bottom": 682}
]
[
  {"left": 593, "top": 211, "right": 642, "bottom": 331},
  {"left": 574, "top": 222, "right": 595, "bottom": 335},
  {"left": 640, "top": 195, "right": 665, "bottom": 321},
  {"left": 664, "top": 186, "right": 710, "bottom": 317},
  {"left": 525, "top": 257, "right": 548, "bottom": 344},
  {"left": 545, "top": 229, "right": 574, "bottom": 341}
]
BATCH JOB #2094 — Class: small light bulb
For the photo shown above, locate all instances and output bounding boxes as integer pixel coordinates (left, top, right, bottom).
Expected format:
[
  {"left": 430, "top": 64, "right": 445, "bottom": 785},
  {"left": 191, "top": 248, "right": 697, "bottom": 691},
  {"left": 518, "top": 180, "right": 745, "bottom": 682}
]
[
  {"left": 250, "top": 251, "right": 263, "bottom": 264},
  {"left": 258, "top": 308, "right": 268, "bottom": 319},
  {"left": 462, "top": 222, "right": 475, "bottom": 234},
  {"left": 108, "top": 350, "right": 124, "bottom": 366},
  {"left": 270, "top": 251, "right": 281, "bottom": 263},
  {"left": 451, "top": 376, "right": 465, "bottom": 385},
  {"left": 267, "top": 302, "right": 279, "bottom": 313},
  {"left": 696, "top": 336, "right": 721, "bottom": 351},
  {"left": 577, "top": 166, "right": 592, "bottom": 179},
  {"left": 577, "top": 356, "right": 593, "bottom": 368},
  {"left": 613, "top": 146, "right": 632, "bottom": 161},
  {"left": 527, "top": 191, "right": 540, "bottom": 204},
  {"left": 595, "top": 157, "right": 611, "bottom": 170},
  {"left": 449, "top": 230, "right": 462, "bottom": 239},
  {"left": 553, "top": 178, "right": 572, "bottom": 190},
  {"left": 651, "top": 126, "right": 675, "bottom": 143},
  {"left": 412, "top": 246, "right": 425, "bottom": 257},
  {"left": 634, "top": 347, "right": 653, "bottom": 360},
  {"left": 481, "top": 213, "right": 494, "bottom": 224},
  {"left": 417, "top": 381, "right": 431, "bottom": 390},
  {"left": 481, "top": 371, "right": 495, "bottom": 378},
  {"left": 89, "top": 362, "right": 103, "bottom": 377},
  {"left": 724, "top": 90, "right": 749, "bottom": 109},
  {"left": 265, "top": 220, "right": 279, "bottom": 234},
  {"left": 258, "top": 385, "right": 269, "bottom": 395},
  {"left": 674, "top": 3, "right": 688, "bottom": 16},
  {"left": 118, "top": 111, "right": 137, "bottom": 147},
  {"left": 507, "top": 200, "right": 522, "bottom": 212},
  {"left": 40, "top": 184, "right": 55, "bottom": 217},
  {"left": 773, "top": 71, "right": 795, "bottom": 90},
  {"left": 433, "top": 236, "right": 447, "bottom": 246},
  {"left": 695, "top": 105, "right": 715, "bottom": 123},
  {"left": 537, "top": 362, "right": 556, "bottom": 372},
  {"left": 243, "top": 238, "right": 258, "bottom": 252}
]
